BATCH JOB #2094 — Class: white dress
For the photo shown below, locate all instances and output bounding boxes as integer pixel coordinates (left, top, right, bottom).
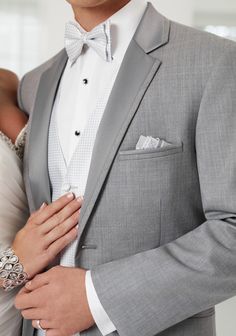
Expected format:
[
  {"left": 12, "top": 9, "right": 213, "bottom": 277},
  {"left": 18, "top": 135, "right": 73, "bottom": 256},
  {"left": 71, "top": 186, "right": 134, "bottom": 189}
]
[{"left": 0, "top": 126, "right": 29, "bottom": 336}]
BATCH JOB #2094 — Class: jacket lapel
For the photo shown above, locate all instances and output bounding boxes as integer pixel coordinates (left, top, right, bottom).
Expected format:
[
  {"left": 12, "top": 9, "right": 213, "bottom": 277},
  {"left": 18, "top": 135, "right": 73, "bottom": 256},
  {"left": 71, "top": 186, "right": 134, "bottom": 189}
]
[
  {"left": 77, "top": 4, "right": 170, "bottom": 243},
  {"left": 27, "top": 50, "right": 68, "bottom": 210}
]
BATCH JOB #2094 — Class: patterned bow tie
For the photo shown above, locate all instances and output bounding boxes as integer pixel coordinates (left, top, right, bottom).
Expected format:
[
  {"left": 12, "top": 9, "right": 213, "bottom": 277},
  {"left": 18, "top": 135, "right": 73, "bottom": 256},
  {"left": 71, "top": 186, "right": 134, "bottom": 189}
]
[{"left": 65, "top": 20, "right": 112, "bottom": 64}]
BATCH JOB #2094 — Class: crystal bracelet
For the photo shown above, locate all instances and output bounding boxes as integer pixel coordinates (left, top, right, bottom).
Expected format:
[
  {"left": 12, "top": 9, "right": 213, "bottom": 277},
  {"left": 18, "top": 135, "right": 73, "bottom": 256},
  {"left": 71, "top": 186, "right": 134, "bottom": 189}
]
[{"left": 0, "top": 248, "right": 28, "bottom": 291}]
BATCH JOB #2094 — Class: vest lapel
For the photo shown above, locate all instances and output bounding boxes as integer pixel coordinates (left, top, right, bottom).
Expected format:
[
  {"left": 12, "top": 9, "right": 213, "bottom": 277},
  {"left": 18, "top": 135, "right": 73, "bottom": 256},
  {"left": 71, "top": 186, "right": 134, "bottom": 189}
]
[
  {"left": 77, "top": 4, "right": 170, "bottom": 244},
  {"left": 27, "top": 50, "right": 68, "bottom": 210}
]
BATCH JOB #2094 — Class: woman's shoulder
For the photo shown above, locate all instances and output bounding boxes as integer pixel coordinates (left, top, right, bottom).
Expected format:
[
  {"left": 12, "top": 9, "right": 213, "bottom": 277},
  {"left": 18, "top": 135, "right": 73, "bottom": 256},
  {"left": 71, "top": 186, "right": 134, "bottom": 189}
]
[{"left": 0, "top": 69, "right": 18, "bottom": 90}]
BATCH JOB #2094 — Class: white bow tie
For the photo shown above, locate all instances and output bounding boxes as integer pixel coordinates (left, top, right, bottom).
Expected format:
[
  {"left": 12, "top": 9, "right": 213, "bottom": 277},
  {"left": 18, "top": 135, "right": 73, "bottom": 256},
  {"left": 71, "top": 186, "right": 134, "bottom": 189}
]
[{"left": 65, "top": 20, "right": 113, "bottom": 64}]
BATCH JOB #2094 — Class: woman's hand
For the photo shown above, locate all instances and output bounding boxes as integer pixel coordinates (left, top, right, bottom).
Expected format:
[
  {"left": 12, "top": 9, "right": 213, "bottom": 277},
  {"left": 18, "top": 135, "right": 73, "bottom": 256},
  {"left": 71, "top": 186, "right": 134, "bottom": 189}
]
[{"left": 12, "top": 193, "right": 82, "bottom": 279}]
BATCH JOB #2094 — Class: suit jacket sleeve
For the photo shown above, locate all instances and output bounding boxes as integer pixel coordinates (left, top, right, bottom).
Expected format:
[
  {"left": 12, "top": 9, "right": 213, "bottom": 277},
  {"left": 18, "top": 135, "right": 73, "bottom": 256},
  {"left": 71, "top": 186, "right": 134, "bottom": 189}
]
[
  {"left": 90, "top": 47, "right": 236, "bottom": 336},
  {"left": 17, "top": 53, "right": 58, "bottom": 115},
  {"left": 17, "top": 72, "right": 39, "bottom": 116}
]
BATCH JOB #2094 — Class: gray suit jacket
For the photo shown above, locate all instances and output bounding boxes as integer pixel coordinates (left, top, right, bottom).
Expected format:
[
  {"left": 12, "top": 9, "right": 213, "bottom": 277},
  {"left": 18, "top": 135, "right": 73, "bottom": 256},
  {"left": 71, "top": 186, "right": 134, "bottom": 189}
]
[{"left": 18, "top": 3, "right": 236, "bottom": 336}]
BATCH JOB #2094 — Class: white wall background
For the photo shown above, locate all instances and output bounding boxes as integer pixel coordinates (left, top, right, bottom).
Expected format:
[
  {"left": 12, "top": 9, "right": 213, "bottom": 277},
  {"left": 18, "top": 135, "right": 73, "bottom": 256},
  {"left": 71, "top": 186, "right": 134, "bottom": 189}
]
[
  {"left": 38, "top": 0, "right": 72, "bottom": 63},
  {"left": 0, "top": 1, "right": 236, "bottom": 334},
  {"left": 196, "top": 0, "right": 236, "bottom": 12}
]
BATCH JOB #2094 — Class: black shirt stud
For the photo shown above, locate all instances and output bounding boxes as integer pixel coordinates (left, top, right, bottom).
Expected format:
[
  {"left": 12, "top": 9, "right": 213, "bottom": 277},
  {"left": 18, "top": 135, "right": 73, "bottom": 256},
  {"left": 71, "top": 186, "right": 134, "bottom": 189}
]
[
  {"left": 83, "top": 78, "right": 88, "bottom": 85},
  {"left": 75, "top": 130, "right": 81, "bottom": 136}
]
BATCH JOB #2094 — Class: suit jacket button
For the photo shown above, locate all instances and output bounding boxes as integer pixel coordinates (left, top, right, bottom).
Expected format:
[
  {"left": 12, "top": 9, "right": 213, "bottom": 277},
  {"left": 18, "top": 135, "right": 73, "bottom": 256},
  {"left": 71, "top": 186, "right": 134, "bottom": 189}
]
[{"left": 62, "top": 183, "right": 71, "bottom": 192}]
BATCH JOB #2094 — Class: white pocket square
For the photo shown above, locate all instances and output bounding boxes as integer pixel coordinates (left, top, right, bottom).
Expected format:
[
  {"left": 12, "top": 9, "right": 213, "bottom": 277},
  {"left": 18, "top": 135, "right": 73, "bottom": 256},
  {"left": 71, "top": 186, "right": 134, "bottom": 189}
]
[{"left": 135, "top": 135, "right": 173, "bottom": 150}]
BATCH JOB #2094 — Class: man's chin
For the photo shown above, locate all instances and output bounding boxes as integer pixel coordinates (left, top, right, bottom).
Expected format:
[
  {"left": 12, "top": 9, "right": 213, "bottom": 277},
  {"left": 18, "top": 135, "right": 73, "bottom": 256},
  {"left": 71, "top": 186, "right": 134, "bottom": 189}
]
[{"left": 65, "top": 0, "right": 110, "bottom": 8}]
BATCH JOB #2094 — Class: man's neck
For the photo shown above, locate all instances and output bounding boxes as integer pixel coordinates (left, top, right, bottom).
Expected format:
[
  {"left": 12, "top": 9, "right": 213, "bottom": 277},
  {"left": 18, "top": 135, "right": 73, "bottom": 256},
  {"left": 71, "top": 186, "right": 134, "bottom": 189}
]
[{"left": 72, "top": 0, "right": 131, "bottom": 31}]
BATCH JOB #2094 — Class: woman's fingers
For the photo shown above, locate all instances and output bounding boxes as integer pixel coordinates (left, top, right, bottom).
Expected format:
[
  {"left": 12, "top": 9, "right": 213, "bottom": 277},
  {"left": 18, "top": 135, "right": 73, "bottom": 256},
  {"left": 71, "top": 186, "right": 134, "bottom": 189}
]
[
  {"left": 44, "top": 210, "right": 80, "bottom": 246},
  {"left": 30, "top": 193, "right": 76, "bottom": 225},
  {"left": 46, "top": 226, "right": 78, "bottom": 260},
  {"left": 41, "top": 197, "right": 82, "bottom": 235}
]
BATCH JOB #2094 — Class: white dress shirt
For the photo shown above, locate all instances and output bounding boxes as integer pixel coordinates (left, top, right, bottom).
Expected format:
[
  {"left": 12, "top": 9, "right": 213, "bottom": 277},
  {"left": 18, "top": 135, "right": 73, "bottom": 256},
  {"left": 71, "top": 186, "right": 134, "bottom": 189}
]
[{"left": 56, "top": 0, "right": 147, "bottom": 334}]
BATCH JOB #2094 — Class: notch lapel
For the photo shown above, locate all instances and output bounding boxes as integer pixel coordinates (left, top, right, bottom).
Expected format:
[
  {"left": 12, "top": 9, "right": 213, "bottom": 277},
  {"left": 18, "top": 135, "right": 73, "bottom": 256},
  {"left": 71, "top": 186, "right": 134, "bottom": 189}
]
[
  {"left": 77, "top": 4, "right": 170, "bottom": 244},
  {"left": 27, "top": 50, "right": 68, "bottom": 210}
]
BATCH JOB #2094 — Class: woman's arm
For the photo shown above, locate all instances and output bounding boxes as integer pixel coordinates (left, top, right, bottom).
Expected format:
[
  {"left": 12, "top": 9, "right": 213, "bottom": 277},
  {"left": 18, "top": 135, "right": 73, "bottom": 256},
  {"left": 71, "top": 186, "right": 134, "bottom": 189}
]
[
  {"left": 0, "top": 69, "right": 28, "bottom": 143},
  {"left": 0, "top": 193, "right": 82, "bottom": 290}
]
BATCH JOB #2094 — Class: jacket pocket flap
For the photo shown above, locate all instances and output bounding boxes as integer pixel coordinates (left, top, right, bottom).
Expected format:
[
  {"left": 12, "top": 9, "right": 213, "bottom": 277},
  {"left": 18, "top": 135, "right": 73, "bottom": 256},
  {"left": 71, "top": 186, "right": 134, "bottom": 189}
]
[{"left": 118, "top": 142, "right": 183, "bottom": 160}]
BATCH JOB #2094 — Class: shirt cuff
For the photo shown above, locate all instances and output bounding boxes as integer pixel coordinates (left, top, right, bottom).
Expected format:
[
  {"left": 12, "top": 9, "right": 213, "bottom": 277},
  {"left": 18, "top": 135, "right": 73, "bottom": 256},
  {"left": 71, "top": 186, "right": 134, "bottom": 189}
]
[{"left": 85, "top": 270, "right": 116, "bottom": 335}]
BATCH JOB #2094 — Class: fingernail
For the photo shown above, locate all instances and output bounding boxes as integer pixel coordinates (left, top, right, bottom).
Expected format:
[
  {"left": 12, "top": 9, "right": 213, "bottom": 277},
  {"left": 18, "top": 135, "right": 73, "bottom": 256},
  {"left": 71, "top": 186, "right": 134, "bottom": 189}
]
[
  {"left": 67, "top": 193, "right": 74, "bottom": 199},
  {"left": 40, "top": 203, "right": 46, "bottom": 210},
  {"left": 76, "top": 196, "right": 83, "bottom": 202},
  {"left": 76, "top": 224, "right": 79, "bottom": 230}
]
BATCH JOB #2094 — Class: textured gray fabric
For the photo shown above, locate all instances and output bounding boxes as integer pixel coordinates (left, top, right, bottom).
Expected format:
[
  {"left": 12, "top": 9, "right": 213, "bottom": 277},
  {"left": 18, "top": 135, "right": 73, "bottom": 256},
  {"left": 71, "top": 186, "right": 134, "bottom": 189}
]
[
  {"left": 19, "top": 3, "right": 236, "bottom": 336},
  {"left": 21, "top": 49, "right": 67, "bottom": 214}
]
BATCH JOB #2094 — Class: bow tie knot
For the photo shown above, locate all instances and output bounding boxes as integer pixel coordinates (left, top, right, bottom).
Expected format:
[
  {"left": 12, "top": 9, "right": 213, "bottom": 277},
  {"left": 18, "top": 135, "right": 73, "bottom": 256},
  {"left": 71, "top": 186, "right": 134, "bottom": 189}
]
[
  {"left": 65, "top": 21, "right": 113, "bottom": 64},
  {"left": 82, "top": 34, "right": 87, "bottom": 43}
]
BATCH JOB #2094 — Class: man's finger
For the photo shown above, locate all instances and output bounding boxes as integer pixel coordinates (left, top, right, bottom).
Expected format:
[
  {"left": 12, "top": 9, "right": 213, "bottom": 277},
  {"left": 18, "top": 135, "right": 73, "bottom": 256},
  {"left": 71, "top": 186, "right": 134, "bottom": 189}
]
[
  {"left": 25, "top": 273, "right": 50, "bottom": 292},
  {"left": 32, "top": 319, "right": 54, "bottom": 330},
  {"left": 15, "top": 291, "right": 40, "bottom": 310},
  {"left": 18, "top": 285, "right": 30, "bottom": 295},
  {"left": 46, "top": 329, "right": 61, "bottom": 336},
  {"left": 22, "top": 308, "right": 45, "bottom": 320}
]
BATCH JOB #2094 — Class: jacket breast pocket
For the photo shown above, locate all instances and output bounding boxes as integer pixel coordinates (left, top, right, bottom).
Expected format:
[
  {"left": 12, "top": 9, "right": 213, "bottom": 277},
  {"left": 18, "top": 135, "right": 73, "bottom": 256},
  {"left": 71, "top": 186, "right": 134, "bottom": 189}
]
[{"left": 118, "top": 142, "right": 183, "bottom": 161}]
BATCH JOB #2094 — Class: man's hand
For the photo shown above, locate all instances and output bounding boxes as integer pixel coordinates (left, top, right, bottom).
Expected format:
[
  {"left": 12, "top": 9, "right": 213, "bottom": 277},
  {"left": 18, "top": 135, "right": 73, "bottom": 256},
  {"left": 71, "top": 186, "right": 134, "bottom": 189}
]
[{"left": 15, "top": 266, "right": 95, "bottom": 336}]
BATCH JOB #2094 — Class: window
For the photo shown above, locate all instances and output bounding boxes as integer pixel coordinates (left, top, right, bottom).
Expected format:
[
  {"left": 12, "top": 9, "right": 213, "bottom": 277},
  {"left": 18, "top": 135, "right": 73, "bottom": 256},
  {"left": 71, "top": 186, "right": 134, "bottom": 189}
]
[
  {"left": 194, "top": 11, "right": 236, "bottom": 41},
  {"left": 203, "top": 25, "right": 236, "bottom": 41},
  {"left": 0, "top": 0, "right": 40, "bottom": 77}
]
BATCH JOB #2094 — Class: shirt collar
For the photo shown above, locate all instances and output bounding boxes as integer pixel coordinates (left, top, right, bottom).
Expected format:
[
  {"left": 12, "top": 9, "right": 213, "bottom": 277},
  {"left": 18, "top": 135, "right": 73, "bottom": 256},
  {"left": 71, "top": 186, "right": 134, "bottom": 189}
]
[{"left": 109, "top": 0, "right": 148, "bottom": 59}]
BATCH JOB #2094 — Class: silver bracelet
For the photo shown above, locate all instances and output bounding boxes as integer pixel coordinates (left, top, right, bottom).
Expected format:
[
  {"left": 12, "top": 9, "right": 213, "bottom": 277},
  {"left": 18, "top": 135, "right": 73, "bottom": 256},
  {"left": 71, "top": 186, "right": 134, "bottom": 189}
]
[{"left": 0, "top": 248, "right": 28, "bottom": 291}]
